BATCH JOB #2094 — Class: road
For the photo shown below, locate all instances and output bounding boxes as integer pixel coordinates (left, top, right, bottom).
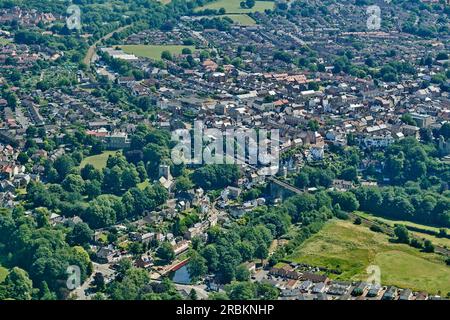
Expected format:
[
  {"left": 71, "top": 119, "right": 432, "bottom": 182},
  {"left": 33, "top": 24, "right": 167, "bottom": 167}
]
[
  {"left": 72, "top": 262, "right": 115, "bottom": 300},
  {"left": 83, "top": 25, "right": 131, "bottom": 66}
]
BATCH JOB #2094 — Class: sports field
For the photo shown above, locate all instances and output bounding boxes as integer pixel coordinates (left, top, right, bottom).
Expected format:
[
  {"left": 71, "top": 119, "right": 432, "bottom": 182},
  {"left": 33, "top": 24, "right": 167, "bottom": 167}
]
[
  {"left": 120, "top": 45, "right": 196, "bottom": 61},
  {"left": 195, "top": 0, "right": 274, "bottom": 14},
  {"left": 286, "top": 219, "right": 450, "bottom": 294}
]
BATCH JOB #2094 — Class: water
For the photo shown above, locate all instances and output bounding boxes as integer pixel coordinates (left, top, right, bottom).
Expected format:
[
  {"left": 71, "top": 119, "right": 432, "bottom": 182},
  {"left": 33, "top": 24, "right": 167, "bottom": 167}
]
[{"left": 171, "top": 265, "right": 191, "bottom": 285}]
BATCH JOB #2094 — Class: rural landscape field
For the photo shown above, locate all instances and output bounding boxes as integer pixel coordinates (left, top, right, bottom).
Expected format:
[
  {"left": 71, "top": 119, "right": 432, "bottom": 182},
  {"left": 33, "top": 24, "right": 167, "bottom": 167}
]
[{"left": 287, "top": 220, "right": 450, "bottom": 295}]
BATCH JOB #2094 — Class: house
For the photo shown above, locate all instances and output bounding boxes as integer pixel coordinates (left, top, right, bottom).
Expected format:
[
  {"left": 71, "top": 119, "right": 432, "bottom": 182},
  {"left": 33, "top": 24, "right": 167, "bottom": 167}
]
[
  {"left": 366, "top": 284, "right": 382, "bottom": 297},
  {"left": 399, "top": 288, "right": 412, "bottom": 301},
  {"left": 351, "top": 282, "right": 369, "bottom": 296},
  {"left": 135, "top": 254, "right": 153, "bottom": 269},
  {"left": 300, "top": 272, "right": 329, "bottom": 284},
  {"left": 332, "top": 179, "right": 354, "bottom": 191},
  {"left": 269, "top": 265, "right": 300, "bottom": 280},
  {"left": 311, "top": 282, "right": 327, "bottom": 293},
  {"left": 327, "top": 282, "right": 351, "bottom": 295},
  {"left": 299, "top": 280, "right": 313, "bottom": 292},
  {"left": 97, "top": 247, "right": 117, "bottom": 263},
  {"left": 0, "top": 180, "right": 15, "bottom": 193},
  {"left": 382, "top": 286, "right": 397, "bottom": 300}
]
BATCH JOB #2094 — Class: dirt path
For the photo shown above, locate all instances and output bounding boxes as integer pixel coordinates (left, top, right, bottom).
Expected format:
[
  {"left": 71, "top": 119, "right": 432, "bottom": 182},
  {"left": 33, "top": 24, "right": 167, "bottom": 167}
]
[{"left": 83, "top": 25, "right": 131, "bottom": 66}]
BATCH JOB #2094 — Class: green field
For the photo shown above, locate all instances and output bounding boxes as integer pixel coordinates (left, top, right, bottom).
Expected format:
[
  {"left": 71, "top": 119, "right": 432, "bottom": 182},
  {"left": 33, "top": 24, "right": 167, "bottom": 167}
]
[
  {"left": 120, "top": 45, "right": 196, "bottom": 61},
  {"left": 137, "top": 179, "right": 150, "bottom": 190},
  {"left": 355, "top": 211, "right": 450, "bottom": 248},
  {"left": 80, "top": 151, "right": 118, "bottom": 170},
  {"left": 222, "top": 14, "right": 257, "bottom": 25},
  {"left": 0, "top": 266, "right": 8, "bottom": 283},
  {"left": 195, "top": 0, "right": 274, "bottom": 13},
  {"left": 0, "top": 38, "right": 11, "bottom": 45},
  {"left": 286, "top": 219, "right": 450, "bottom": 294}
]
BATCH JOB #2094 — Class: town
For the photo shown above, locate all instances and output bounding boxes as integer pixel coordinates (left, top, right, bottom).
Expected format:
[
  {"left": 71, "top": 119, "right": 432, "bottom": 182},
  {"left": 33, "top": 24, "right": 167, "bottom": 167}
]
[{"left": 0, "top": 0, "right": 449, "bottom": 302}]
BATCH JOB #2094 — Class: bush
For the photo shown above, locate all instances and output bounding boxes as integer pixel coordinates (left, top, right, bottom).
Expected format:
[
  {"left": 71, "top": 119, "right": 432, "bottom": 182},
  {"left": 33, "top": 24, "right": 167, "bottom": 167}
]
[
  {"left": 370, "top": 225, "right": 383, "bottom": 233},
  {"left": 354, "top": 217, "right": 362, "bottom": 225},
  {"left": 335, "top": 210, "right": 349, "bottom": 220},
  {"left": 410, "top": 238, "right": 424, "bottom": 249}
]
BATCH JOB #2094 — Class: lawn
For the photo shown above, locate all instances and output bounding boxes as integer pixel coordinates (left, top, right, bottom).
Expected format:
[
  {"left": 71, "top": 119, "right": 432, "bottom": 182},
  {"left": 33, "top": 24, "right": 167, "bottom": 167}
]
[
  {"left": 355, "top": 211, "right": 450, "bottom": 248},
  {"left": 0, "top": 38, "right": 11, "bottom": 45},
  {"left": 80, "top": 151, "right": 119, "bottom": 170},
  {"left": 120, "top": 45, "right": 196, "bottom": 61},
  {"left": 137, "top": 179, "right": 150, "bottom": 190},
  {"left": 195, "top": 0, "right": 274, "bottom": 14},
  {"left": 222, "top": 14, "right": 257, "bottom": 25},
  {"left": 286, "top": 219, "right": 450, "bottom": 294},
  {"left": 0, "top": 266, "right": 8, "bottom": 283}
]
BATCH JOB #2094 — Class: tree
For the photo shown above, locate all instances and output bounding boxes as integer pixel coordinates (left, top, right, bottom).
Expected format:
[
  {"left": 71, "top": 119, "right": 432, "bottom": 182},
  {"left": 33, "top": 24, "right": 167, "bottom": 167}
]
[
  {"left": 354, "top": 217, "right": 362, "bottom": 225},
  {"left": 54, "top": 155, "right": 75, "bottom": 180},
  {"left": 423, "top": 239, "right": 435, "bottom": 253},
  {"left": 235, "top": 265, "right": 251, "bottom": 281},
  {"left": 93, "top": 272, "right": 105, "bottom": 291},
  {"left": 226, "top": 282, "right": 256, "bottom": 300},
  {"left": 246, "top": 0, "right": 256, "bottom": 8},
  {"left": 161, "top": 51, "right": 173, "bottom": 61},
  {"left": 189, "top": 288, "right": 198, "bottom": 300},
  {"left": 157, "top": 242, "right": 175, "bottom": 263},
  {"left": 62, "top": 174, "right": 85, "bottom": 194},
  {"left": 1, "top": 267, "right": 34, "bottom": 300},
  {"left": 188, "top": 251, "right": 207, "bottom": 282},
  {"left": 394, "top": 225, "right": 410, "bottom": 244},
  {"left": 201, "top": 245, "right": 219, "bottom": 272},
  {"left": 175, "top": 175, "right": 194, "bottom": 193},
  {"left": 254, "top": 244, "right": 268, "bottom": 264},
  {"left": 85, "top": 180, "right": 101, "bottom": 200},
  {"left": 67, "top": 222, "right": 93, "bottom": 246},
  {"left": 109, "top": 268, "right": 150, "bottom": 300}
]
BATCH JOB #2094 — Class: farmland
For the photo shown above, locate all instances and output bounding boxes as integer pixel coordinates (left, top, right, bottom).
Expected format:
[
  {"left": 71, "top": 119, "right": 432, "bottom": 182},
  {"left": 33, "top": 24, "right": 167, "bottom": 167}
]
[
  {"left": 286, "top": 219, "right": 450, "bottom": 294},
  {"left": 355, "top": 211, "right": 450, "bottom": 248}
]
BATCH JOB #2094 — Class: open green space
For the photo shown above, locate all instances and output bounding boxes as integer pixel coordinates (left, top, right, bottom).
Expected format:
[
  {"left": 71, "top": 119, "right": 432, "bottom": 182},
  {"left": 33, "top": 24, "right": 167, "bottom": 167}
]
[
  {"left": 120, "top": 45, "right": 196, "bottom": 61},
  {"left": 286, "top": 219, "right": 450, "bottom": 294},
  {"left": 355, "top": 211, "right": 450, "bottom": 248},
  {"left": 195, "top": 0, "right": 274, "bottom": 14},
  {"left": 222, "top": 14, "right": 257, "bottom": 25},
  {"left": 0, "top": 266, "right": 8, "bottom": 283},
  {"left": 80, "top": 151, "right": 119, "bottom": 170}
]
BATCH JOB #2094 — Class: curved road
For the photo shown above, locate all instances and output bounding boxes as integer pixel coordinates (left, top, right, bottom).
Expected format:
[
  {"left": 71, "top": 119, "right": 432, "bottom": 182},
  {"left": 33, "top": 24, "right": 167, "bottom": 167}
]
[{"left": 83, "top": 25, "right": 131, "bottom": 66}]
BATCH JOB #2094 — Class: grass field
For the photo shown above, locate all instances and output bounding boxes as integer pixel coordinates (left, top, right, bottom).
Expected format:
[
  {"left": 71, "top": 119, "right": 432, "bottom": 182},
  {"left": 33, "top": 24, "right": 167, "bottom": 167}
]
[
  {"left": 286, "top": 219, "right": 450, "bottom": 294},
  {"left": 0, "top": 38, "right": 11, "bottom": 45},
  {"left": 120, "top": 45, "right": 196, "bottom": 61},
  {"left": 80, "top": 151, "right": 118, "bottom": 170},
  {"left": 355, "top": 211, "right": 450, "bottom": 248},
  {"left": 0, "top": 266, "right": 8, "bottom": 283},
  {"left": 222, "top": 14, "right": 257, "bottom": 25},
  {"left": 195, "top": 0, "right": 274, "bottom": 13},
  {"left": 137, "top": 179, "right": 150, "bottom": 190}
]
